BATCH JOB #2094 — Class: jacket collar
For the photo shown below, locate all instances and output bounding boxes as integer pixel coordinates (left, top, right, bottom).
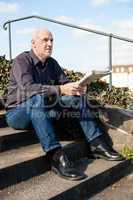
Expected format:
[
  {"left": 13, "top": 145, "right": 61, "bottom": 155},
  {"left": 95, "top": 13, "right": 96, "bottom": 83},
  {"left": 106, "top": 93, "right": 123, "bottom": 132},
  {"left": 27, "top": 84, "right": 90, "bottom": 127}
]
[{"left": 30, "top": 49, "right": 41, "bottom": 66}]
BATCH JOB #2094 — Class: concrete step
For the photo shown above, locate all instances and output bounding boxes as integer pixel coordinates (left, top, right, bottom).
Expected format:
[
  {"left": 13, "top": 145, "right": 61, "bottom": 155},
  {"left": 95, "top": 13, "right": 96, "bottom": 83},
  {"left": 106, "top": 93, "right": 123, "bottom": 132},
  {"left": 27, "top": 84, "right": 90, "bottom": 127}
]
[
  {"left": 0, "top": 110, "right": 7, "bottom": 128},
  {"left": 0, "top": 143, "right": 45, "bottom": 189},
  {"left": 0, "top": 143, "right": 44, "bottom": 170},
  {"left": 0, "top": 118, "right": 84, "bottom": 152},
  {"left": 0, "top": 127, "right": 28, "bottom": 137},
  {"left": 0, "top": 125, "right": 83, "bottom": 152},
  {"left": 0, "top": 99, "right": 5, "bottom": 110},
  {"left": 0, "top": 127, "right": 38, "bottom": 152},
  {"left": 0, "top": 110, "right": 6, "bottom": 116},
  {"left": 0, "top": 158, "right": 132, "bottom": 200},
  {"left": 99, "top": 106, "right": 133, "bottom": 135},
  {"left": 0, "top": 141, "right": 87, "bottom": 190}
]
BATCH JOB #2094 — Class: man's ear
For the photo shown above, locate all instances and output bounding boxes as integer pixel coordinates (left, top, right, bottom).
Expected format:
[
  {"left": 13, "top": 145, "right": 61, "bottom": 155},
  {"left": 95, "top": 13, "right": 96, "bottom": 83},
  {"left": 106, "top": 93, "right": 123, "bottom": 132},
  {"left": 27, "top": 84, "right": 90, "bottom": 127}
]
[
  {"left": 31, "top": 39, "right": 35, "bottom": 48},
  {"left": 31, "top": 39, "right": 34, "bottom": 44}
]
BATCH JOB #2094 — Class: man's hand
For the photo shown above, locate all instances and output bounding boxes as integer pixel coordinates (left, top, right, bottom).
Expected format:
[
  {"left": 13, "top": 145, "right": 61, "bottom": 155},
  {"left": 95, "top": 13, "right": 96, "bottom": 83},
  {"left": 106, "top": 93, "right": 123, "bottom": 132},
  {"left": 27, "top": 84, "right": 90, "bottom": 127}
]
[{"left": 60, "top": 82, "right": 87, "bottom": 96}]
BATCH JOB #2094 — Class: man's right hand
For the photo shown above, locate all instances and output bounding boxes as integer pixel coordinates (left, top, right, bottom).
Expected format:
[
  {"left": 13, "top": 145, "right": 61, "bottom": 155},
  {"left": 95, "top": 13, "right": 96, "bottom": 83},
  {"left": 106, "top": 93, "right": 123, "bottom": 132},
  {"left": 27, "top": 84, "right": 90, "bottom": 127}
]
[{"left": 60, "top": 82, "right": 87, "bottom": 96}]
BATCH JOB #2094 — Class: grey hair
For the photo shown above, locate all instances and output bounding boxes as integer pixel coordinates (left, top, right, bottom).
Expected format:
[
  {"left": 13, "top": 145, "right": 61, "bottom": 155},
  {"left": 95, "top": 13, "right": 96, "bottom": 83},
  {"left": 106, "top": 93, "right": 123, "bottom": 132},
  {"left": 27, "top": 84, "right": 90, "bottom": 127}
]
[{"left": 32, "top": 28, "right": 52, "bottom": 41}]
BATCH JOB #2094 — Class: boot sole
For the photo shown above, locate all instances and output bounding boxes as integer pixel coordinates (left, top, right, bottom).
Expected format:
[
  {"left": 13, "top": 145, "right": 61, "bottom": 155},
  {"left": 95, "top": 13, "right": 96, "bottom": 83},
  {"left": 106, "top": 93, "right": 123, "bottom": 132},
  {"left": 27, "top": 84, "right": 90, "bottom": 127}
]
[
  {"left": 51, "top": 166, "right": 86, "bottom": 181},
  {"left": 92, "top": 153, "right": 125, "bottom": 161}
]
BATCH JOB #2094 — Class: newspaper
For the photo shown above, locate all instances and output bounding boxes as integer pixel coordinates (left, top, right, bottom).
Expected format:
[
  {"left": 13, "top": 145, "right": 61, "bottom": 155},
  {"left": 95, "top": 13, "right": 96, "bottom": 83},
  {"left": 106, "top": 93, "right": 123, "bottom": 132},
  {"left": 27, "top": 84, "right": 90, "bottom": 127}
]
[{"left": 78, "top": 70, "right": 110, "bottom": 86}]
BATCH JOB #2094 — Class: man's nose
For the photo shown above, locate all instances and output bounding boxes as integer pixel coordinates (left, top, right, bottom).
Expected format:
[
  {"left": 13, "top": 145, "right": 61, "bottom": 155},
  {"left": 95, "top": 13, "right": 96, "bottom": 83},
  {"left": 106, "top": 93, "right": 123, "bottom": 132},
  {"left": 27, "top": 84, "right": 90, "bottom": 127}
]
[{"left": 47, "top": 40, "right": 52, "bottom": 46}]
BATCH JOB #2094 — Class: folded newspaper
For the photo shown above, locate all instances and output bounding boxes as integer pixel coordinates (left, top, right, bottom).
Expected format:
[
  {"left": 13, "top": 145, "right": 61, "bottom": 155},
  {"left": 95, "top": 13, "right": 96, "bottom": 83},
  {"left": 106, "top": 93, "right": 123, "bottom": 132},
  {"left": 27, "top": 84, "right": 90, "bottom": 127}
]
[{"left": 78, "top": 70, "right": 110, "bottom": 86}]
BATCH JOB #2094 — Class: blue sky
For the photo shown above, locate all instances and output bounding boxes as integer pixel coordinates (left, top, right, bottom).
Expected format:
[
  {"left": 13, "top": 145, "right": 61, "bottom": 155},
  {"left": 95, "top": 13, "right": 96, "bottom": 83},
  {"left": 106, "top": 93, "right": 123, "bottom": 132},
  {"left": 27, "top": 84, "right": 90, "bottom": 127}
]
[{"left": 0, "top": 0, "right": 133, "bottom": 72}]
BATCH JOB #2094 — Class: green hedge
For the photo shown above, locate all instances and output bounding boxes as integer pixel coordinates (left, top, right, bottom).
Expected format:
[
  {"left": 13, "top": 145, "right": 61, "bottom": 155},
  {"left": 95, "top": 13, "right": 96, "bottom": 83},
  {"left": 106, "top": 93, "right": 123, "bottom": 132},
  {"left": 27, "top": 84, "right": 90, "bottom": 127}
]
[
  {"left": 87, "top": 80, "right": 133, "bottom": 110},
  {"left": 0, "top": 55, "right": 11, "bottom": 96}
]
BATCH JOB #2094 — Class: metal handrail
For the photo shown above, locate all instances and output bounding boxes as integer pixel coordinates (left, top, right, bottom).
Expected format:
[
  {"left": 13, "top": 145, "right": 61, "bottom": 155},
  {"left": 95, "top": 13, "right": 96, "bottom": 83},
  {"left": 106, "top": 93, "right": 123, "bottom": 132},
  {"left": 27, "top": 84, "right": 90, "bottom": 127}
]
[
  {"left": 3, "top": 15, "right": 133, "bottom": 89},
  {"left": 3, "top": 15, "right": 133, "bottom": 42}
]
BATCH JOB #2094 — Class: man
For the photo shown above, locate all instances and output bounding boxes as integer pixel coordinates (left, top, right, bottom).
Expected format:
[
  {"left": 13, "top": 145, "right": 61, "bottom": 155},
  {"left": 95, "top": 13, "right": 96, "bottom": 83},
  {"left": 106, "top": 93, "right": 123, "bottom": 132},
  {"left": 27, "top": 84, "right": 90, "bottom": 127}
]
[{"left": 6, "top": 28, "right": 123, "bottom": 181}]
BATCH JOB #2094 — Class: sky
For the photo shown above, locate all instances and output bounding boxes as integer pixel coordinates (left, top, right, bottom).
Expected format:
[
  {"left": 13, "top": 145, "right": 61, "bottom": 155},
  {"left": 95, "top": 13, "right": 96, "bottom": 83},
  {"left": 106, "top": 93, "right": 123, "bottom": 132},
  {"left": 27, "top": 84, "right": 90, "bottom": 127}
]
[{"left": 0, "top": 0, "right": 133, "bottom": 73}]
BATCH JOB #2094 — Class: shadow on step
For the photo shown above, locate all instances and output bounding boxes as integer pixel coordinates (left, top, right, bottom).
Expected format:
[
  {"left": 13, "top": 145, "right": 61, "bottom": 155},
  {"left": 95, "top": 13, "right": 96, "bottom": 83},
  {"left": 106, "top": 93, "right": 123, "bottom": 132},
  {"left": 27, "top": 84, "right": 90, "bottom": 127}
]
[{"left": 0, "top": 131, "right": 39, "bottom": 152}]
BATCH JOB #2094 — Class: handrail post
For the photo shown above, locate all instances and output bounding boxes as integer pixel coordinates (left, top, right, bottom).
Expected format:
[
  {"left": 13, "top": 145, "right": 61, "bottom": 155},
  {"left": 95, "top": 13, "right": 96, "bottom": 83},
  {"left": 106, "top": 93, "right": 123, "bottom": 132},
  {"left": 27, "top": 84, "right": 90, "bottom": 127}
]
[
  {"left": 109, "top": 35, "right": 112, "bottom": 90},
  {"left": 8, "top": 22, "right": 12, "bottom": 61}
]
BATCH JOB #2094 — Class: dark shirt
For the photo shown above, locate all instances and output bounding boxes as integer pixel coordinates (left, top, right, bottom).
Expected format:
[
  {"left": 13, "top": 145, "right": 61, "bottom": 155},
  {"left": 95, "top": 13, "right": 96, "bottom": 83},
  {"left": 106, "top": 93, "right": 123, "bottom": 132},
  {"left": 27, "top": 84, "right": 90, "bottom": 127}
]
[{"left": 6, "top": 50, "right": 68, "bottom": 108}]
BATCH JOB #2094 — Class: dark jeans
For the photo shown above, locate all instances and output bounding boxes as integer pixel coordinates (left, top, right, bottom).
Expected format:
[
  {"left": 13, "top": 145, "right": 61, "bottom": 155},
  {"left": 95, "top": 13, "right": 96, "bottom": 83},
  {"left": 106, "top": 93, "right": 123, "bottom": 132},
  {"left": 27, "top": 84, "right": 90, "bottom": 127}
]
[{"left": 6, "top": 95, "right": 103, "bottom": 152}]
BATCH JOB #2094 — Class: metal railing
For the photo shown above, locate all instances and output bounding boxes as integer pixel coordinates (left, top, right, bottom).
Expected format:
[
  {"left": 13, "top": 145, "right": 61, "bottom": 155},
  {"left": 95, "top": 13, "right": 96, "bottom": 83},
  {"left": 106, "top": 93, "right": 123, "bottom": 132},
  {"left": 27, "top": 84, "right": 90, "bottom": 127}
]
[{"left": 3, "top": 15, "right": 133, "bottom": 89}]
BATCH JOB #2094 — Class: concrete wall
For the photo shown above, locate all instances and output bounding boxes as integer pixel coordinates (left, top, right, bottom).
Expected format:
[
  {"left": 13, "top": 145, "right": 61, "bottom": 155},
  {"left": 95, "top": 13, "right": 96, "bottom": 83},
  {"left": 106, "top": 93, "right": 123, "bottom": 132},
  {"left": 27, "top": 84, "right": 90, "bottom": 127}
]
[{"left": 99, "top": 106, "right": 133, "bottom": 150}]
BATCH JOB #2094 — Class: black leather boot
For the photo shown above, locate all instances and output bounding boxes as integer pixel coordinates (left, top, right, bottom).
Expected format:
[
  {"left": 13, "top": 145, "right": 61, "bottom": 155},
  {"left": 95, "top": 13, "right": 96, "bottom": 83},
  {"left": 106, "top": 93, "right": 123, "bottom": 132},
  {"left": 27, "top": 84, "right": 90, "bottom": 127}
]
[
  {"left": 90, "top": 141, "right": 124, "bottom": 161},
  {"left": 51, "top": 149, "right": 86, "bottom": 180}
]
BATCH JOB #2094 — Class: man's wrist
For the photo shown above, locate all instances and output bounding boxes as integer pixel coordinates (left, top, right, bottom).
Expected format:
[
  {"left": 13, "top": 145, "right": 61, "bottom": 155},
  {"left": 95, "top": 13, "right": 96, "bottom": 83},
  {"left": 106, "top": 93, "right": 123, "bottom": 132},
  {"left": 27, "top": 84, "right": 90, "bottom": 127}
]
[
  {"left": 58, "top": 85, "right": 61, "bottom": 96},
  {"left": 59, "top": 85, "right": 64, "bottom": 96}
]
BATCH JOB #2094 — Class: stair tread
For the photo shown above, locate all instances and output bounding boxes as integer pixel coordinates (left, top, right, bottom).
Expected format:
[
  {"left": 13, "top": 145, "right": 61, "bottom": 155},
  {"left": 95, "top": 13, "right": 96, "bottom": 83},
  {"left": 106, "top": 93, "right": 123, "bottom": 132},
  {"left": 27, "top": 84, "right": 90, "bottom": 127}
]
[
  {"left": 0, "top": 127, "right": 28, "bottom": 137},
  {"left": 0, "top": 142, "right": 73, "bottom": 169},
  {"left": 0, "top": 110, "right": 6, "bottom": 116},
  {"left": 0, "top": 143, "right": 44, "bottom": 169},
  {"left": 0, "top": 158, "right": 127, "bottom": 200}
]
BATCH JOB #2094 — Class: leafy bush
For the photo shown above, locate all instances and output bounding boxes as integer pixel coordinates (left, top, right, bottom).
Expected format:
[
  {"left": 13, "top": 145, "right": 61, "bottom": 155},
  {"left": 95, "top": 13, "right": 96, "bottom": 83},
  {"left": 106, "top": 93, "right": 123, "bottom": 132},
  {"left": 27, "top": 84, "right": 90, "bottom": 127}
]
[
  {"left": 0, "top": 55, "right": 11, "bottom": 96},
  {"left": 121, "top": 146, "right": 133, "bottom": 160},
  {"left": 63, "top": 68, "right": 83, "bottom": 82},
  {"left": 88, "top": 80, "right": 133, "bottom": 110}
]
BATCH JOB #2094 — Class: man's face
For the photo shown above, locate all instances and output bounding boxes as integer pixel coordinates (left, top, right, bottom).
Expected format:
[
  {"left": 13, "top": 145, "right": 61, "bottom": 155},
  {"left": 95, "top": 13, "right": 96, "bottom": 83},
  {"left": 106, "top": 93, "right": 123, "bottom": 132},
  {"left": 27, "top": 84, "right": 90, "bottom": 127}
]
[{"left": 32, "top": 30, "right": 53, "bottom": 60}]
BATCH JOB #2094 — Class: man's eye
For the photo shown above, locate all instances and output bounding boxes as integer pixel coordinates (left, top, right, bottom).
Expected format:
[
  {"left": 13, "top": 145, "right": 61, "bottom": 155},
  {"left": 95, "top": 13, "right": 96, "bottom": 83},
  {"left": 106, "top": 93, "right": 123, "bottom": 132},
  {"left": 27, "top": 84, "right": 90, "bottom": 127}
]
[
  {"left": 42, "top": 38, "right": 53, "bottom": 42},
  {"left": 44, "top": 39, "right": 48, "bottom": 42}
]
